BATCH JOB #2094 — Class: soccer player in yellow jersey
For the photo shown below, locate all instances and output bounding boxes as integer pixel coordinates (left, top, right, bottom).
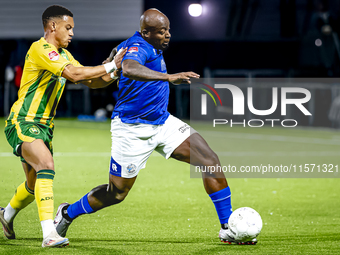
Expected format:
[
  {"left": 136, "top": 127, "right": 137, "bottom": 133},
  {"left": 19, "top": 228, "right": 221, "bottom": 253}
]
[{"left": 0, "top": 5, "right": 126, "bottom": 248}]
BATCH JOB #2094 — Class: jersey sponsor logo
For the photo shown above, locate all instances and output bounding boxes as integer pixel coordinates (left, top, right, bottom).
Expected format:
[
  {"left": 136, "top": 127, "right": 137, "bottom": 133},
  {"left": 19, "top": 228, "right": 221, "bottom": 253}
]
[
  {"left": 43, "top": 44, "right": 51, "bottom": 49},
  {"left": 128, "top": 47, "right": 139, "bottom": 53},
  {"left": 127, "top": 164, "right": 136, "bottom": 174},
  {"left": 29, "top": 126, "right": 40, "bottom": 135},
  {"left": 25, "top": 54, "right": 29, "bottom": 60},
  {"left": 48, "top": 50, "right": 59, "bottom": 61}
]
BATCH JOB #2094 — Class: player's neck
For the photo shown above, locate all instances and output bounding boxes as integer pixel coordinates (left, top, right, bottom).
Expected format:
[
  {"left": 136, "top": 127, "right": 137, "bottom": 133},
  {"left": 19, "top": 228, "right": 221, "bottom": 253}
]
[{"left": 44, "top": 32, "right": 61, "bottom": 50}]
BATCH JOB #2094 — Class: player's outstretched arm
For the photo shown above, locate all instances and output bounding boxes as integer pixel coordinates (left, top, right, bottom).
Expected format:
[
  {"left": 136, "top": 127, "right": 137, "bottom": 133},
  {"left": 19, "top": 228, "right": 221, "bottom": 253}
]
[
  {"left": 62, "top": 48, "right": 127, "bottom": 85},
  {"left": 63, "top": 64, "right": 108, "bottom": 83},
  {"left": 168, "top": 72, "right": 200, "bottom": 85},
  {"left": 122, "top": 59, "right": 199, "bottom": 84},
  {"left": 80, "top": 69, "right": 120, "bottom": 89}
]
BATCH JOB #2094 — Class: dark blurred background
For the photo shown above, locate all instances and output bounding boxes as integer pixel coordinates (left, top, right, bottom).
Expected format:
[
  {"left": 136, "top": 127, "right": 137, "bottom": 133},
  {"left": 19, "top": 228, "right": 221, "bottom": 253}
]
[{"left": 1, "top": 0, "right": 340, "bottom": 127}]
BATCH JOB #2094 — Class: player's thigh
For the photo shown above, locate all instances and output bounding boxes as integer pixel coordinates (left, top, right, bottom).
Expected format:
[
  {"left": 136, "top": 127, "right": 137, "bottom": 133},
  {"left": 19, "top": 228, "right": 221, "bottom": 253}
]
[
  {"left": 171, "top": 132, "right": 220, "bottom": 166},
  {"left": 155, "top": 115, "right": 217, "bottom": 165},
  {"left": 21, "top": 139, "right": 54, "bottom": 171},
  {"left": 155, "top": 115, "right": 194, "bottom": 160},
  {"left": 110, "top": 118, "right": 157, "bottom": 178},
  {"left": 5, "top": 121, "right": 54, "bottom": 170}
]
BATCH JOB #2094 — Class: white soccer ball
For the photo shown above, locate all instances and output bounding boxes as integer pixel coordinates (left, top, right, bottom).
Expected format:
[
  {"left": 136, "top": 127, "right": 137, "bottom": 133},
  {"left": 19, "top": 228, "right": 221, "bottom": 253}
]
[{"left": 228, "top": 207, "right": 263, "bottom": 241}]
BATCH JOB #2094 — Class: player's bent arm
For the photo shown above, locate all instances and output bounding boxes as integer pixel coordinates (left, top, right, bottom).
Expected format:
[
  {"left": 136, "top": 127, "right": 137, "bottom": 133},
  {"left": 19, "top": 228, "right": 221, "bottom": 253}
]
[
  {"left": 62, "top": 48, "right": 127, "bottom": 83},
  {"left": 122, "top": 59, "right": 169, "bottom": 81},
  {"left": 122, "top": 59, "right": 200, "bottom": 84}
]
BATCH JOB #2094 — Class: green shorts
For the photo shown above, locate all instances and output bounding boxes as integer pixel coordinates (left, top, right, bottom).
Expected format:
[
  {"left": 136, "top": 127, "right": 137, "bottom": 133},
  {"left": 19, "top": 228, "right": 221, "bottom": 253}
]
[{"left": 4, "top": 121, "right": 54, "bottom": 163}]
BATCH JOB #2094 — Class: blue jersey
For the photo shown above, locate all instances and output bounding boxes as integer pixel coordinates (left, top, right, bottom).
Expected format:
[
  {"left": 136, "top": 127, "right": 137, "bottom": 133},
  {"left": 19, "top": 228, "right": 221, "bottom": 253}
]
[{"left": 112, "top": 31, "right": 170, "bottom": 124}]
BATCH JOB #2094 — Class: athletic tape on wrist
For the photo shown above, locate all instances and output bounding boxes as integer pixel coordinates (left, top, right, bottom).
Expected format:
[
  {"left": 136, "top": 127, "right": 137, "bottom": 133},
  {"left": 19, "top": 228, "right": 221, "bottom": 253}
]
[{"left": 103, "top": 60, "right": 117, "bottom": 74}]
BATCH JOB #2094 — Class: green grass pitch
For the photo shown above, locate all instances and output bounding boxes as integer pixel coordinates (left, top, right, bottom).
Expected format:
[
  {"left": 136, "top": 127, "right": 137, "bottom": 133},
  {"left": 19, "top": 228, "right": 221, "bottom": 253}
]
[{"left": 0, "top": 118, "right": 339, "bottom": 254}]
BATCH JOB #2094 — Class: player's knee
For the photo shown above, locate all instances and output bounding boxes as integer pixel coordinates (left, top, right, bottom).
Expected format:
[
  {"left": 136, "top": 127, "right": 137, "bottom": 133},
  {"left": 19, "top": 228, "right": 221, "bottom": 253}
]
[
  {"left": 202, "top": 151, "right": 219, "bottom": 166},
  {"left": 106, "top": 185, "right": 131, "bottom": 205},
  {"left": 102, "top": 192, "right": 127, "bottom": 207},
  {"left": 113, "top": 190, "right": 130, "bottom": 203},
  {"left": 37, "top": 161, "right": 54, "bottom": 171},
  {"left": 44, "top": 161, "right": 54, "bottom": 171}
]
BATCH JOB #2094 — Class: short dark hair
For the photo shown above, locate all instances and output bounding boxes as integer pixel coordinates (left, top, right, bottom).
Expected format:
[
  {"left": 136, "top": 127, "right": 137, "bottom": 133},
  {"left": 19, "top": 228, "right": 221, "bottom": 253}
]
[{"left": 42, "top": 5, "right": 73, "bottom": 28}]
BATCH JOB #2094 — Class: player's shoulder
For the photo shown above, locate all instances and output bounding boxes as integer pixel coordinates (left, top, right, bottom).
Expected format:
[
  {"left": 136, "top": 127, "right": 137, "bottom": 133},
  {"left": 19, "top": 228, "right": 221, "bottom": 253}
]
[
  {"left": 29, "top": 38, "right": 57, "bottom": 57},
  {"left": 30, "top": 38, "right": 52, "bottom": 50},
  {"left": 124, "top": 32, "right": 152, "bottom": 50}
]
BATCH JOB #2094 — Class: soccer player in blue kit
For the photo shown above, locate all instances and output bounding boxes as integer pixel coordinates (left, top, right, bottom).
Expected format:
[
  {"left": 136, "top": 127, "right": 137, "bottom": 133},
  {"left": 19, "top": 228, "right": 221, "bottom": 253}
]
[{"left": 54, "top": 8, "right": 257, "bottom": 245}]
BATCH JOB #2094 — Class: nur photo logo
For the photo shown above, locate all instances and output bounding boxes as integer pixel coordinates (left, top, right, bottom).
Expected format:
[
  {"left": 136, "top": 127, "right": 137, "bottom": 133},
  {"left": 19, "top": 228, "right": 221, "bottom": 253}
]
[{"left": 198, "top": 82, "right": 312, "bottom": 128}]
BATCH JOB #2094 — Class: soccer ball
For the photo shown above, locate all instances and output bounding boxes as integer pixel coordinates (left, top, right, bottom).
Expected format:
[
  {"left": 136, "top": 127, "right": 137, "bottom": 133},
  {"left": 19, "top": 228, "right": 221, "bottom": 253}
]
[{"left": 228, "top": 207, "right": 263, "bottom": 241}]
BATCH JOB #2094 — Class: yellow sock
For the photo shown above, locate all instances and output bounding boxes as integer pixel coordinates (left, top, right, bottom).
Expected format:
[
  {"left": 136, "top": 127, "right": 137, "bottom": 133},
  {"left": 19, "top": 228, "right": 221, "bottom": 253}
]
[
  {"left": 35, "top": 169, "right": 55, "bottom": 221},
  {"left": 9, "top": 181, "right": 35, "bottom": 210}
]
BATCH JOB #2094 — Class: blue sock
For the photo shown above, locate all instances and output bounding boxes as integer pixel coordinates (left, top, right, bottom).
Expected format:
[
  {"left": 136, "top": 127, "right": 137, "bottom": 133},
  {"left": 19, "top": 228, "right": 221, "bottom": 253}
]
[
  {"left": 67, "top": 193, "right": 94, "bottom": 219},
  {"left": 209, "top": 186, "right": 232, "bottom": 224}
]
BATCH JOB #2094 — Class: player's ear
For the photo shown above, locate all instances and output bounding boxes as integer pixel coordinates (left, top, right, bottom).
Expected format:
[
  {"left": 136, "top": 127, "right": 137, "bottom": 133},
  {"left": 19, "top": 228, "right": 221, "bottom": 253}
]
[{"left": 50, "top": 20, "right": 57, "bottom": 32}]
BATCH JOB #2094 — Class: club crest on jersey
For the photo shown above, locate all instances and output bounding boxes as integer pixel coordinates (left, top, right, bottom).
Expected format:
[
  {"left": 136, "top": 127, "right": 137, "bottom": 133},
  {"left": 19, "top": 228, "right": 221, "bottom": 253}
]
[
  {"left": 127, "top": 164, "right": 136, "bottom": 174},
  {"left": 128, "top": 47, "right": 139, "bottom": 53},
  {"left": 48, "top": 51, "right": 59, "bottom": 61},
  {"left": 29, "top": 126, "right": 40, "bottom": 135}
]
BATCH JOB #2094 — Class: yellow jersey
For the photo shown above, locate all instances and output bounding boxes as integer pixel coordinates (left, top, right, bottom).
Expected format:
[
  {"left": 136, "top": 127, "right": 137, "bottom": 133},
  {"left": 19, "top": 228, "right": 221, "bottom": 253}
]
[{"left": 6, "top": 37, "right": 82, "bottom": 128}]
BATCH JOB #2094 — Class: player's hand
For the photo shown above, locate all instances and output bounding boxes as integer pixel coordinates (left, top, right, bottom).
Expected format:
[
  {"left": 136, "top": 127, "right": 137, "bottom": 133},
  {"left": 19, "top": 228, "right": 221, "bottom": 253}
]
[
  {"left": 102, "top": 57, "right": 111, "bottom": 64},
  {"left": 113, "top": 48, "right": 127, "bottom": 69},
  {"left": 102, "top": 48, "right": 116, "bottom": 64},
  {"left": 168, "top": 72, "right": 200, "bottom": 85},
  {"left": 112, "top": 69, "right": 121, "bottom": 78},
  {"left": 102, "top": 46, "right": 126, "bottom": 64}
]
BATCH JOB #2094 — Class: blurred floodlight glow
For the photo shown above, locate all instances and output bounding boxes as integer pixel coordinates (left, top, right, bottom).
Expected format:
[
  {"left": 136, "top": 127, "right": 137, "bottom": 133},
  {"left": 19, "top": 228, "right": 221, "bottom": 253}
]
[
  {"left": 188, "top": 4, "right": 202, "bottom": 17},
  {"left": 315, "top": 38, "right": 322, "bottom": 47}
]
